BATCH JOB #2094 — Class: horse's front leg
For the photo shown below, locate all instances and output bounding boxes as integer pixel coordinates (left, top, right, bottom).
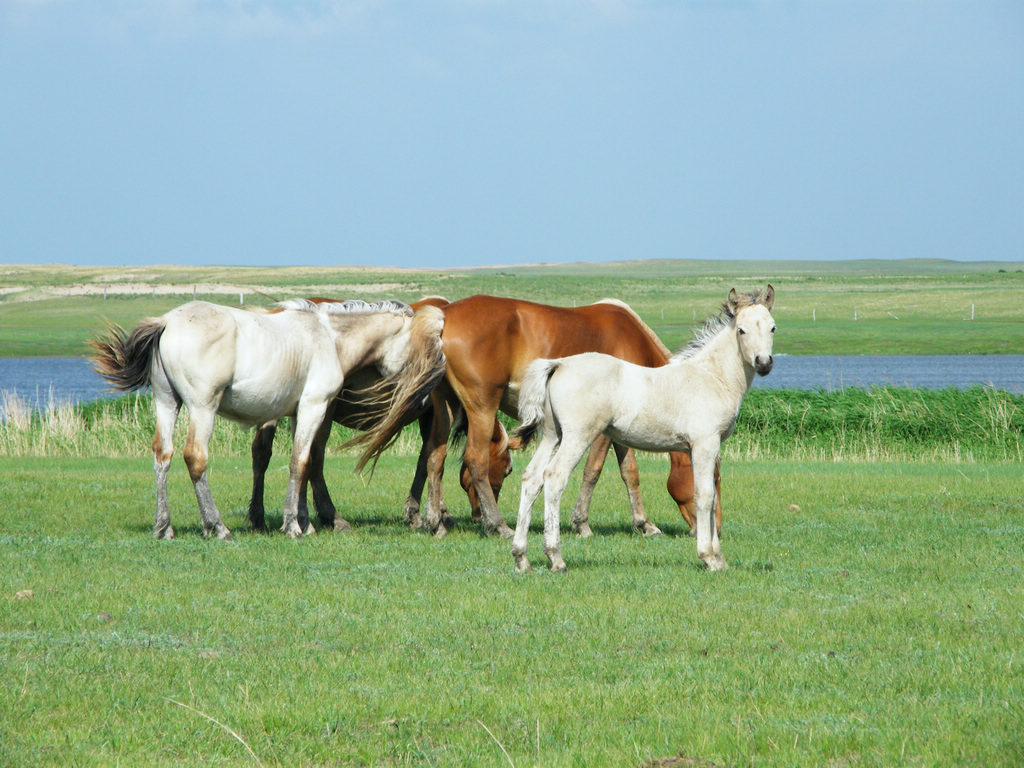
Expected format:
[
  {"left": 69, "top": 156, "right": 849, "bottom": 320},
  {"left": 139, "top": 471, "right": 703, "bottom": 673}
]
[
  {"left": 667, "top": 452, "right": 723, "bottom": 536},
  {"left": 690, "top": 439, "right": 726, "bottom": 571},
  {"left": 461, "top": 417, "right": 512, "bottom": 522},
  {"left": 463, "top": 410, "right": 513, "bottom": 539},
  {"left": 248, "top": 420, "right": 277, "bottom": 533},
  {"left": 613, "top": 442, "right": 661, "bottom": 537},
  {"left": 184, "top": 408, "right": 232, "bottom": 541},
  {"left": 282, "top": 401, "right": 330, "bottom": 538}
]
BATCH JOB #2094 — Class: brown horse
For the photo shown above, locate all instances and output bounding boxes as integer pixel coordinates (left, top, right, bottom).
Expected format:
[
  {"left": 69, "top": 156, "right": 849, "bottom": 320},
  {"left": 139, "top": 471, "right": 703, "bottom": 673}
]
[
  {"left": 247, "top": 297, "right": 513, "bottom": 533},
  {"left": 352, "top": 295, "right": 722, "bottom": 538}
]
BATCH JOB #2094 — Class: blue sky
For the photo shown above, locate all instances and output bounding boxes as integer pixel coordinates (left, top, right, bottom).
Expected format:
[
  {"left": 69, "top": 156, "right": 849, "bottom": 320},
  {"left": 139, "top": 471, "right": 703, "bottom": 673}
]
[{"left": 2, "top": 1, "right": 1022, "bottom": 268}]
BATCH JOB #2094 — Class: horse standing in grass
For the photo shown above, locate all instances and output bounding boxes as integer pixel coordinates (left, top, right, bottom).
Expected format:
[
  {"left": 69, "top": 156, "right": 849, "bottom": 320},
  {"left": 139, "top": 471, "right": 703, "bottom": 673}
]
[
  {"left": 512, "top": 286, "right": 775, "bottom": 573},
  {"left": 350, "top": 295, "right": 723, "bottom": 539},
  {"left": 91, "top": 299, "right": 446, "bottom": 540},
  {"left": 246, "top": 296, "right": 513, "bottom": 533}
]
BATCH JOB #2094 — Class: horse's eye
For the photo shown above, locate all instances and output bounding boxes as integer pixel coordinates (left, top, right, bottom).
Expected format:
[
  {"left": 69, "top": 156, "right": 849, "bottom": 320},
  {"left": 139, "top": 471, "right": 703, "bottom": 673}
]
[
  {"left": 738, "top": 328, "right": 746, "bottom": 335},
  {"left": 771, "top": 326, "right": 776, "bottom": 333}
]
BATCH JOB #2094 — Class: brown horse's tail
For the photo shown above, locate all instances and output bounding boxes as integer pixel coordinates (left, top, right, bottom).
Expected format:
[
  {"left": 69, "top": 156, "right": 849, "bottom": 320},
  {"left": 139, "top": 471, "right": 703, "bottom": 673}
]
[
  {"left": 345, "top": 306, "right": 446, "bottom": 473},
  {"left": 513, "top": 358, "right": 559, "bottom": 447},
  {"left": 89, "top": 318, "right": 166, "bottom": 392}
]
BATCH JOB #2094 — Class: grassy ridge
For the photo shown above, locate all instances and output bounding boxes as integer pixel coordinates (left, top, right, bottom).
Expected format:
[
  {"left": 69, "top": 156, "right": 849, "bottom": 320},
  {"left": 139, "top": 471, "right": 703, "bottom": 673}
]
[{"left": 3, "top": 386, "right": 1022, "bottom": 463}]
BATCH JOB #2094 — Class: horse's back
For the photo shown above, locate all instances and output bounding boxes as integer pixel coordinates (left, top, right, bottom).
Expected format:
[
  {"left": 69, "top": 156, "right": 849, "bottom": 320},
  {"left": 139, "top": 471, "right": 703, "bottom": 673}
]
[
  {"left": 158, "top": 302, "right": 329, "bottom": 420},
  {"left": 441, "top": 295, "right": 668, "bottom": 389}
]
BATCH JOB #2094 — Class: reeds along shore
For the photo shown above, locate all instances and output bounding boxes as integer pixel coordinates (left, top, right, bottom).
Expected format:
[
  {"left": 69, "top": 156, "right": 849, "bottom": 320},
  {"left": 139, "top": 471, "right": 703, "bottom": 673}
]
[{"left": 2, "top": 386, "right": 1021, "bottom": 462}]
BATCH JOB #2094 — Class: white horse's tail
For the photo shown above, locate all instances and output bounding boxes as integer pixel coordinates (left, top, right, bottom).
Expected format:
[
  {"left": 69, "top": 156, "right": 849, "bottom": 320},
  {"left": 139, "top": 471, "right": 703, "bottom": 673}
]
[
  {"left": 347, "top": 305, "right": 447, "bottom": 473},
  {"left": 89, "top": 318, "right": 166, "bottom": 392},
  {"left": 514, "top": 358, "right": 559, "bottom": 447}
]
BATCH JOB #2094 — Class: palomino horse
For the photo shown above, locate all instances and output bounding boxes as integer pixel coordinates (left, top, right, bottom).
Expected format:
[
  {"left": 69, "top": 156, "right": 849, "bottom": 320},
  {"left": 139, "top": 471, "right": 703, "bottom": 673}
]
[
  {"left": 351, "top": 295, "right": 723, "bottom": 538},
  {"left": 91, "top": 299, "right": 445, "bottom": 540},
  {"left": 513, "top": 286, "right": 776, "bottom": 573},
  {"left": 246, "top": 297, "right": 513, "bottom": 533}
]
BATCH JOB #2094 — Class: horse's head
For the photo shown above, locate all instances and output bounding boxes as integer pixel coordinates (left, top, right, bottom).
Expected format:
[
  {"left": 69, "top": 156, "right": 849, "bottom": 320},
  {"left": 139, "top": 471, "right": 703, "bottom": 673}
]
[{"left": 729, "top": 284, "right": 776, "bottom": 376}]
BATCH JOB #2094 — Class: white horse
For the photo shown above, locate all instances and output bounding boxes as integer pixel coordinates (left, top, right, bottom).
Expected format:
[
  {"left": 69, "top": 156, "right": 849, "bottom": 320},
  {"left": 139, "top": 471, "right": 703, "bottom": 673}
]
[
  {"left": 91, "top": 299, "right": 446, "bottom": 540},
  {"left": 512, "top": 286, "right": 775, "bottom": 573}
]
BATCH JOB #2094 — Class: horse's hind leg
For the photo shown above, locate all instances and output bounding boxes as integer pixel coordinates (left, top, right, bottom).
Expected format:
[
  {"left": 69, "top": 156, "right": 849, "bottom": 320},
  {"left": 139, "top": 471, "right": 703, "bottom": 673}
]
[
  {"left": 541, "top": 434, "right": 592, "bottom": 573},
  {"left": 406, "top": 401, "right": 451, "bottom": 531},
  {"left": 569, "top": 435, "right": 610, "bottom": 538},
  {"left": 511, "top": 429, "right": 558, "bottom": 573},
  {"left": 152, "top": 388, "right": 181, "bottom": 540},
  {"left": 281, "top": 400, "right": 331, "bottom": 538},
  {"left": 309, "top": 417, "right": 349, "bottom": 531},
  {"left": 613, "top": 443, "right": 660, "bottom": 537},
  {"left": 403, "top": 408, "right": 434, "bottom": 528},
  {"left": 184, "top": 408, "right": 232, "bottom": 541},
  {"left": 421, "top": 396, "right": 452, "bottom": 536},
  {"left": 248, "top": 421, "right": 276, "bottom": 533}
]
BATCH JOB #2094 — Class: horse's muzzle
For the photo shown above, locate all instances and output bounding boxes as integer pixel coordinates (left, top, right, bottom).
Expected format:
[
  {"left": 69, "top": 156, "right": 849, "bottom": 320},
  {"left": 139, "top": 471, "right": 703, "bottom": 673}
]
[{"left": 755, "top": 355, "right": 774, "bottom": 376}]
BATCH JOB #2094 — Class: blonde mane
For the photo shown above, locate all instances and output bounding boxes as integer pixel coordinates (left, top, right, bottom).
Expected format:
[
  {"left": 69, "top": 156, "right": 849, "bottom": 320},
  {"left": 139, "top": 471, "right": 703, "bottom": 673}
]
[{"left": 276, "top": 298, "right": 413, "bottom": 317}]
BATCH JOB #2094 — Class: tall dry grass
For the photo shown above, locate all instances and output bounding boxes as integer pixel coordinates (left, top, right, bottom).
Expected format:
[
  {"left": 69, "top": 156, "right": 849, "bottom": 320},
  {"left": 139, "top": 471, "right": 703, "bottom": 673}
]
[{"left": 3, "top": 386, "right": 1021, "bottom": 463}]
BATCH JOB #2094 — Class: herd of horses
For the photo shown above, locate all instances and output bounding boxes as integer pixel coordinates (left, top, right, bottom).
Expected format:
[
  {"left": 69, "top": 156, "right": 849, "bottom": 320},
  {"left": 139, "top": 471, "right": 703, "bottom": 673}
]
[{"left": 91, "top": 287, "right": 776, "bottom": 572}]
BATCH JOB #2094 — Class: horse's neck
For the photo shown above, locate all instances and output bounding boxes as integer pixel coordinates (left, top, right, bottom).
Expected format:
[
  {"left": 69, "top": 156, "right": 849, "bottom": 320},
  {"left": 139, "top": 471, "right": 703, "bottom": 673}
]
[{"left": 686, "top": 325, "right": 752, "bottom": 403}]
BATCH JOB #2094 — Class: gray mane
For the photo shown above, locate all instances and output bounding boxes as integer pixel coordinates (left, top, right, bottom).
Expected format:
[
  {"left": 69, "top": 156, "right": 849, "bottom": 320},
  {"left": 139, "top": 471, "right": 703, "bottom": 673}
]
[
  {"left": 670, "top": 290, "right": 763, "bottom": 362},
  {"left": 277, "top": 299, "right": 414, "bottom": 317}
]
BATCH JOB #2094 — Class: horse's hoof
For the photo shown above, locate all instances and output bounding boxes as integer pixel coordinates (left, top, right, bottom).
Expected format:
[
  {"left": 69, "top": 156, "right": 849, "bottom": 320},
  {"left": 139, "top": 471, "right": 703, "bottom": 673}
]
[
  {"left": 700, "top": 555, "right": 729, "bottom": 572},
  {"left": 494, "top": 525, "right": 515, "bottom": 540},
  {"left": 334, "top": 518, "right": 352, "bottom": 532},
  {"left": 218, "top": 529, "right": 233, "bottom": 542},
  {"left": 513, "top": 555, "right": 532, "bottom": 574},
  {"left": 155, "top": 526, "right": 175, "bottom": 541},
  {"left": 574, "top": 523, "right": 594, "bottom": 539},
  {"left": 403, "top": 498, "right": 420, "bottom": 526},
  {"left": 434, "top": 524, "right": 448, "bottom": 540},
  {"left": 549, "top": 561, "right": 568, "bottom": 574},
  {"left": 640, "top": 522, "right": 663, "bottom": 537}
]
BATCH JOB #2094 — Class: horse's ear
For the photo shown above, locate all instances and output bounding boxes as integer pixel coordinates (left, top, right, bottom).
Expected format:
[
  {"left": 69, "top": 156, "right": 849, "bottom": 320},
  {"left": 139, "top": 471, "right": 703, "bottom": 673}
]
[
  {"left": 762, "top": 284, "right": 775, "bottom": 310},
  {"left": 727, "top": 288, "right": 740, "bottom": 315}
]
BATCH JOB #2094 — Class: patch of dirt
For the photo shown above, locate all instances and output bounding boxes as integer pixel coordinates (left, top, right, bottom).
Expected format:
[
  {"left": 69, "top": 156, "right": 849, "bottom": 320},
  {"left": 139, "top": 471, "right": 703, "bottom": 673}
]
[{"left": 642, "top": 757, "right": 723, "bottom": 768}]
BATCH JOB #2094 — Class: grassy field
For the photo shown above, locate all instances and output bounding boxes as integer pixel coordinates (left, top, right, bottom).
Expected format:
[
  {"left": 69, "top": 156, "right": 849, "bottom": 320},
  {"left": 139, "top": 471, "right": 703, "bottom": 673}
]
[
  {"left": 2, "top": 259, "right": 1022, "bottom": 765},
  {"left": 1, "top": 450, "right": 1022, "bottom": 767},
  {"left": 2, "top": 259, "right": 1024, "bottom": 356}
]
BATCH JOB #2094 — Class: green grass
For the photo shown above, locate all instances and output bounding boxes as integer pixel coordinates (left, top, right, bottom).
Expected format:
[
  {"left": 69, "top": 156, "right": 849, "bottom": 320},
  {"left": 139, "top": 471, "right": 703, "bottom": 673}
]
[
  {"left": 5, "top": 387, "right": 1022, "bottom": 463},
  {"left": 3, "top": 259, "right": 1024, "bottom": 356},
  {"left": 1, "top": 454, "right": 1022, "bottom": 766},
  {"left": 3, "top": 259, "right": 1023, "bottom": 765}
]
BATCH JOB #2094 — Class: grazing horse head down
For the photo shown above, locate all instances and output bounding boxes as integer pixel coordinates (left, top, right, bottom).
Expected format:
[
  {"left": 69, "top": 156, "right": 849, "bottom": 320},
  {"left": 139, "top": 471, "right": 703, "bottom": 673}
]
[
  {"left": 91, "top": 299, "right": 446, "bottom": 541},
  {"left": 511, "top": 286, "right": 776, "bottom": 573},
  {"left": 349, "top": 294, "right": 724, "bottom": 540}
]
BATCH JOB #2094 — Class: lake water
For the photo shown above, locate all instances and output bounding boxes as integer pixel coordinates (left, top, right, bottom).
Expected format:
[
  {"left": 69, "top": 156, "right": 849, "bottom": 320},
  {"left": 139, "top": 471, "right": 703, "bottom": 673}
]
[{"left": 1, "top": 355, "right": 1022, "bottom": 412}]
